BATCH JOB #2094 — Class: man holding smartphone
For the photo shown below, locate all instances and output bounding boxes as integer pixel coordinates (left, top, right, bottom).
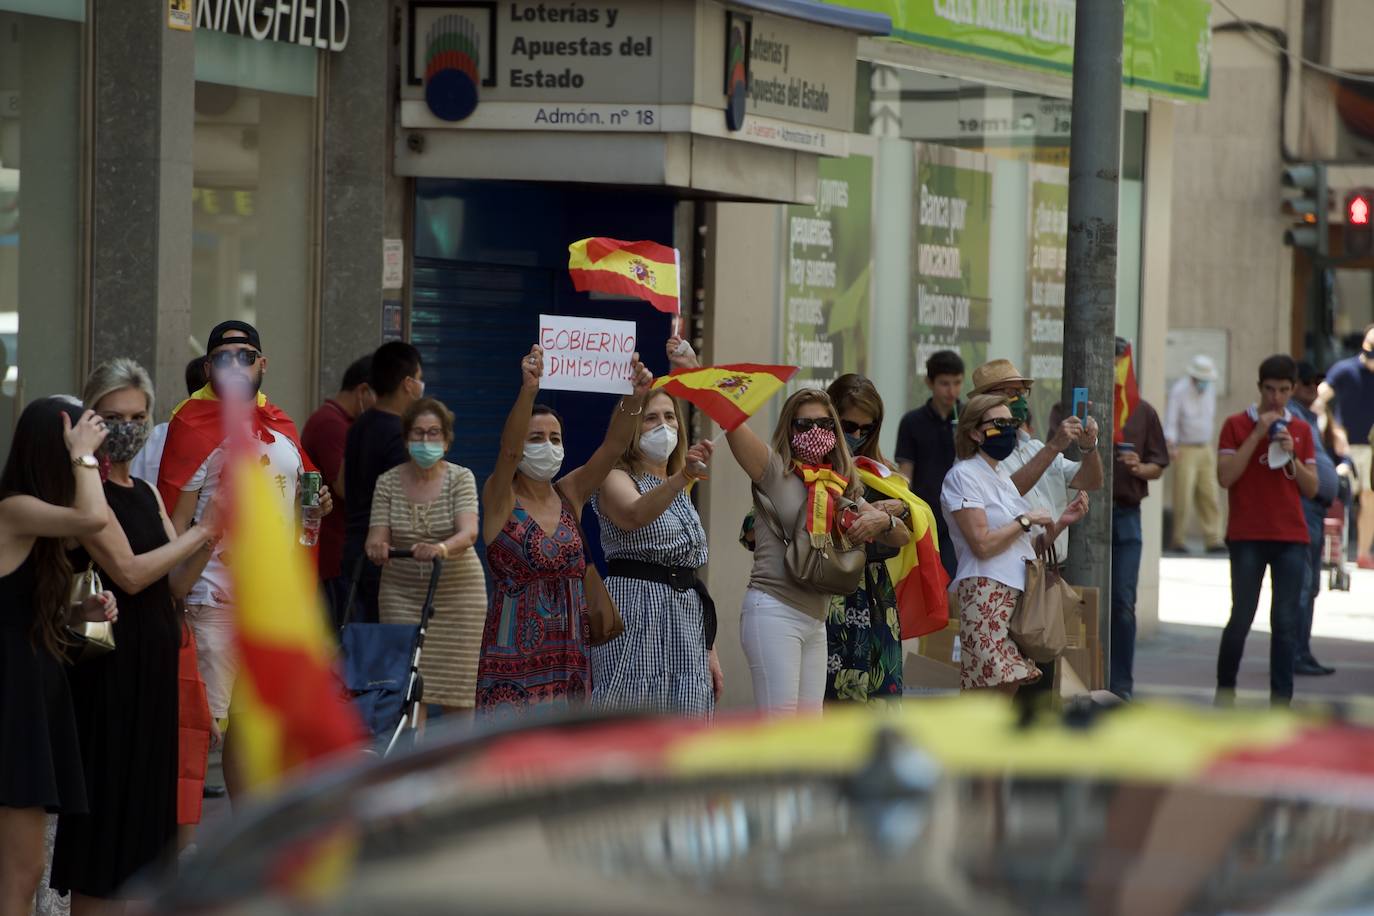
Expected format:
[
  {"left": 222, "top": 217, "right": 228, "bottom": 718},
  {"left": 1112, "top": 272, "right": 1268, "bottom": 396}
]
[{"left": 1110, "top": 337, "right": 1170, "bottom": 701}]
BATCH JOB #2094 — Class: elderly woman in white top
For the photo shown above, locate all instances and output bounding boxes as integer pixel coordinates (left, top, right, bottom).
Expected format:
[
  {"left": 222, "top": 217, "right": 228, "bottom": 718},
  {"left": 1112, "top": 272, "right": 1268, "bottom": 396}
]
[{"left": 941, "top": 394, "right": 1089, "bottom": 694}]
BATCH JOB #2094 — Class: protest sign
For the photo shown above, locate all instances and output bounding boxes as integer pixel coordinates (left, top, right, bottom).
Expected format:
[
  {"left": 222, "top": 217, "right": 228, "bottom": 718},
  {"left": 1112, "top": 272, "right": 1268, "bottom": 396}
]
[{"left": 539, "top": 314, "right": 637, "bottom": 394}]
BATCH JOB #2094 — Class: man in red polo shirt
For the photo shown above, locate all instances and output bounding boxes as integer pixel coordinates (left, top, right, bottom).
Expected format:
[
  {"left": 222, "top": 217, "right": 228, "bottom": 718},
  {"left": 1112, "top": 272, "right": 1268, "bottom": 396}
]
[
  {"left": 301, "top": 355, "right": 374, "bottom": 623},
  {"left": 1215, "top": 354, "right": 1319, "bottom": 707}
]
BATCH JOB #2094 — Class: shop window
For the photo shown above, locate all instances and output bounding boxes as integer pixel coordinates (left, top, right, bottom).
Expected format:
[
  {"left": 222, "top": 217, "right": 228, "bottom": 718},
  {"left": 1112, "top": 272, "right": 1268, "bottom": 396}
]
[
  {"left": 0, "top": 5, "right": 85, "bottom": 460},
  {"left": 192, "top": 31, "right": 318, "bottom": 422}
]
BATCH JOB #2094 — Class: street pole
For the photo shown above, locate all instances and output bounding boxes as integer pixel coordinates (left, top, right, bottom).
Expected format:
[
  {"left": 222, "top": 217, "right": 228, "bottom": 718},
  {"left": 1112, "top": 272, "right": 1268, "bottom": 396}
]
[{"left": 1061, "top": 0, "right": 1123, "bottom": 687}]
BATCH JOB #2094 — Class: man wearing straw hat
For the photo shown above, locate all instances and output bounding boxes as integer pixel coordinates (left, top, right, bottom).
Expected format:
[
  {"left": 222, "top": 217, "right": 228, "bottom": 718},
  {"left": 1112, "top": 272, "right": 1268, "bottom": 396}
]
[{"left": 1165, "top": 354, "right": 1226, "bottom": 555}]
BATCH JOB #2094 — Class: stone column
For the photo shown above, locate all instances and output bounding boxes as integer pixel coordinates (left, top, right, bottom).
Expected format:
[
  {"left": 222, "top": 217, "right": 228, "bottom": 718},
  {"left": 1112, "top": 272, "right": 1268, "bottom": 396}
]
[{"left": 90, "top": 0, "right": 194, "bottom": 416}]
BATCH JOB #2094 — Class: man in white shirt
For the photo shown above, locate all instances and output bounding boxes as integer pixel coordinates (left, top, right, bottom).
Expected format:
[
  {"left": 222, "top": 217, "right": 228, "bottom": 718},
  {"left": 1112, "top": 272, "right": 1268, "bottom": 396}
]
[{"left": 1164, "top": 355, "right": 1225, "bottom": 554}]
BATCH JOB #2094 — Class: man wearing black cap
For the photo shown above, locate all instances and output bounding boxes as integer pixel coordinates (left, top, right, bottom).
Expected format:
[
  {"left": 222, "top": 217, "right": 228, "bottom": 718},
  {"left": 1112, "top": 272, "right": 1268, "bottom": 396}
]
[{"left": 158, "top": 320, "right": 327, "bottom": 799}]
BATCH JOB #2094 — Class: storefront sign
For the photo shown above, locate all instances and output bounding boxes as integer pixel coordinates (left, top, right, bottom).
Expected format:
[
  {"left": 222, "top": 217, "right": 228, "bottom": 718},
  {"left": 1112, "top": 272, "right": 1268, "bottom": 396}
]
[
  {"left": 195, "top": 0, "right": 350, "bottom": 51},
  {"left": 1024, "top": 164, "right": 1068, "bottom": 435},
  {"left": 783, "top": 153, "right": 872, "bottom": 391},
  {"left": 830, "top": 0, "right": 1212, "bottom": 101},
  {"left": 910, "top": 143, "right": 991, "bottom": 404},
  {"left": 538, "top": 314, "right": 637, "bottom": 394},
  {"left": 383, "top": 238, "right": 405, "bottom": 289},
  {"left": 741, "top": 8, "right": 856, "bottom": 132}
]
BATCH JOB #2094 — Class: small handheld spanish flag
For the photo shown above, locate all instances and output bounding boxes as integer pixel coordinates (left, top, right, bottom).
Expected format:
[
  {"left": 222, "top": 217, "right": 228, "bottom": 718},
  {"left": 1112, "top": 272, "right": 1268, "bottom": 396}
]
[
  {"left": 568, "top": 237, "right": 680, "bottom": 314},
  {"left": 1114, "top": 343, "right": 1141, "bottom": 444},
  {"left": 652, "top": 364, "right": 798, "bottom": 432}
]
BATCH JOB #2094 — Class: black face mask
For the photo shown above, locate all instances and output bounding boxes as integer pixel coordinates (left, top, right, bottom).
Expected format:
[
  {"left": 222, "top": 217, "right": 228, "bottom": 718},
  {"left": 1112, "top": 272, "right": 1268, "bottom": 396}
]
[
  {"left": 978, "top": 429, "right": 1018, "bottom": 461},
  {"left": 844, "top": 431, "right": 868, "bottom": 454}
]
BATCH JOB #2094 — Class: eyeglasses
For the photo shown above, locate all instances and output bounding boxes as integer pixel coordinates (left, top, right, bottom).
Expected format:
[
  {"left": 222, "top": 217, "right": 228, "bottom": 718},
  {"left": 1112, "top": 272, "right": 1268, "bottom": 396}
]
[
  {"left": 407, "top": 429, "right": 445, "bottom": 442},
  {"left": 840, "top": 420, "right": 875, "bottom": 438},
  {"left": 209, "top": 349, "right": 261, "bottom": 369},
  {"left": 792, "top": 417, "right": 836, "bottom": 433},
  {"left": 982, "top": 417, "right": 1020, "bottom": 432}
]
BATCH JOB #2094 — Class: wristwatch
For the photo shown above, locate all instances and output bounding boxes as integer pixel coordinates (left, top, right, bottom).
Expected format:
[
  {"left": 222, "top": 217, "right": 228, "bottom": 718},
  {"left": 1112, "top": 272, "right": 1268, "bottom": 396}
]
[
  {"left": 1017, "top": 514, "right": 1032, "bottom": 532},
  {"left": 72, "top": 455, "right": 98, "bottom": 470}
]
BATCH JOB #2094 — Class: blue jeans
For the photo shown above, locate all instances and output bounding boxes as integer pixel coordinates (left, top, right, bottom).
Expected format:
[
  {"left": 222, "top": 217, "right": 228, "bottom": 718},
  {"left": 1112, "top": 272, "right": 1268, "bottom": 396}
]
[
  {"left": 1296, "top": 505, "right": 1326, "bottom": 661},
  {"left": 1216, "top": 540, "right": 1307, "bottom": 702},
  {"left": 1110, "top": 506, "right": 1143, "bottom": 698}
]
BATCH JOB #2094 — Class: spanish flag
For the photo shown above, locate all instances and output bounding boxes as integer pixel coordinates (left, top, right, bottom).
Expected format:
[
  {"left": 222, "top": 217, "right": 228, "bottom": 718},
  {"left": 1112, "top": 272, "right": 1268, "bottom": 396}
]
[
  {"left": 652, "top": 364, "right": 798, "bottom": 432},
  {"left": 1114, "top": 344, "right": 1142, "bottom": 444},
  {"left": 568, "top": 237, "right": 680, "bottom": 314},
  {"left": 228, "top": 457, "right": 364, "bottom": 793},
  {"left": 854, "top": 458, "right": 950, "bottom": 639},
  {"left": 157, "top": 384, "right": 312, "bottom": 512}
]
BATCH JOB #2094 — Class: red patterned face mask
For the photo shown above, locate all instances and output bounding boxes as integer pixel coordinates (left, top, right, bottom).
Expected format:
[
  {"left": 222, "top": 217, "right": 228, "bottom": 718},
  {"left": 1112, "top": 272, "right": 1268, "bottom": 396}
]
[{"left": 791, "top": 427, "right": 837, "bottom": 465}]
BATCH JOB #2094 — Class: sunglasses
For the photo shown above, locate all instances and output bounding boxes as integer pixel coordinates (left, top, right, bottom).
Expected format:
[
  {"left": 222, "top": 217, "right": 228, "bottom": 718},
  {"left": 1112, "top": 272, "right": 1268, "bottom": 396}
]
[
  {"left": 209, "top": 349, "right": 261, "bottom": 369},
  {"left": 840, "top": 420, "right": 876, "bottom": 438},
  {"left": 982, "top": 417, "right": 1020, "bottom": 432},
  {"left": 792, "top": 417, "right": 836, "bottom": 433}
]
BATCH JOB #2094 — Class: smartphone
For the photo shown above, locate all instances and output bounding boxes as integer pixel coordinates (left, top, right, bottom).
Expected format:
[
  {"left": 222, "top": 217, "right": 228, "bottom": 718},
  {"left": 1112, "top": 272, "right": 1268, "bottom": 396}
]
[
  {"left": 1071, "top": 387, "right": 1089, "bottom": 421},
  {"left": 1116, "top": 441, "right": 1136, "bottom": 453},
  {"left": 838, "top": 507, "right": 860, "bottom": 532}
]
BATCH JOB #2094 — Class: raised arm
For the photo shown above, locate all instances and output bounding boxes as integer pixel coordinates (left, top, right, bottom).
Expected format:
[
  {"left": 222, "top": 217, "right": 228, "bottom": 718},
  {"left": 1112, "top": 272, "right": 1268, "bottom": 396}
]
[
  {"left": 0, "top": 410, "right": 110, "bottom": 537},
  {"left": 560, "top": 355, "right": 654, "bottom": 507},
  {"left": 79, "top": 494, "right": 214, "bottom": 596},
  {"left": 1066, "top": 416, "right": 1103, "bottom": 491},
  {"left": 482, "top": 346, "right": 544, "bottom": 545},
  {"left": 1010, "top": 416, "right": 1080, "bottom": 495}
]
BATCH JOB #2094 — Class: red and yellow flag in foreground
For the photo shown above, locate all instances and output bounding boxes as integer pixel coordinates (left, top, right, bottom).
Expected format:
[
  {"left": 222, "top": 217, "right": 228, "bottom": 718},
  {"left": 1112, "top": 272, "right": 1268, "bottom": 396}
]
[
  {"left": 568, "top": 237, "right": 680, "bottom": 314},
  {"left": 229, "top": 459, "right": 363, "bottom": 793},
  {"left": 652, "top": 364, "right": 798, "bottom": 432},
  {"left": 1114, "top": 344, "right": 1142, "bottom": 444},
  {"left": 854, "top": 458, "right": 950, "bottom": 639}
]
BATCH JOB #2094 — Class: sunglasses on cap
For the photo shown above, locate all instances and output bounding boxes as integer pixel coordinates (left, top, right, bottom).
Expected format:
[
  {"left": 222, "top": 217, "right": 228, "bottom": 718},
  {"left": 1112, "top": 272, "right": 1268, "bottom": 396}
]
[
  {"left": 981, "top": 417, "right": 1020, "bottom": 433},
  {"left": 792, "top": 417, "right": 836, "bottom": 433},
  {"left": 209, "top": 349, "right": 262, "bottom": 369},
  {"left": 840, "top": 419, "right": 876, "bottom": 438}
]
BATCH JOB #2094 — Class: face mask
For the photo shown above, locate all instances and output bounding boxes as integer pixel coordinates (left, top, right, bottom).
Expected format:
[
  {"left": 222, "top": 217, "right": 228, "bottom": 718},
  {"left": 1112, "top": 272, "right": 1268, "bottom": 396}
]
[
  {"left": 844, "top": 432, "right": 867, "bottom": 454},
  {"left": 100, "top": 420, "right": 150, "bottom": 464},
  {"left": 1008, "top": 396, "right": 1030, "bottom": 423},
  {"left": 978, "top": 428, "right": 1018, "bottom": 461},
  {"left": 410, "top": 377, "right": 426, "bottom": 399},
  {"left": 408, "top": 442, "right": 445, "bottom": 469},
  {"left": 791, "top": 427, "right": 837, "bottom": 465},
  {"left": 638, "top": 424, "right": 678, "bottom": 465},
  {"left": 518, "top": 441, "right": 564, "bottom": 482}
]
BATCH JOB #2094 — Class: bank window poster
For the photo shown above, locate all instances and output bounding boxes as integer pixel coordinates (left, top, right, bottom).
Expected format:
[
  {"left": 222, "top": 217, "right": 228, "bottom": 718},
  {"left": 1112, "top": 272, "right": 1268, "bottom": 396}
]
[
  {"left": 1025, "top": 164, "right": 1069, "bottom": 440},
  {"left": 911, "top": 143, "right": 992, "bottom": 405},
  {"left": 783, "top": 153, "right": 873, "bottom": 392}
]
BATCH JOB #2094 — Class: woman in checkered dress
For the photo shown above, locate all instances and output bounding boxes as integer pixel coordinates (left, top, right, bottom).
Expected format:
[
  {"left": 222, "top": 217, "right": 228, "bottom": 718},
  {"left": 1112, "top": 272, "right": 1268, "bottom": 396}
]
[{"left": 591, "top": 388, "right": 723, "bottom": 717}]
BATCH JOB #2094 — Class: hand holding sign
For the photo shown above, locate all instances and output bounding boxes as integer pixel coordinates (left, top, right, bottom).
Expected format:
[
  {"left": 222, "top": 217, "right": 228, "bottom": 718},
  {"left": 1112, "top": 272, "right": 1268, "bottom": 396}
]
[
  {"left": 629, "top": 353, "right": 653, "bottom": 396},
  {"left": 521, "top": 345, "right": 545, "bottom": 392}
]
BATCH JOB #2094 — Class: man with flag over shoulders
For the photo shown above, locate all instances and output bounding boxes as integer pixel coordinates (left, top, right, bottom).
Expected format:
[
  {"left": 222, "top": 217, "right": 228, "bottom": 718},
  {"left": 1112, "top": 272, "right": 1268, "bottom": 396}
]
[
  {"left": 1108, "top": 337, "right": 1168, "bottom": 701},
  {"left": 158, "top": 320, "right": 331, "bottom": 799}
]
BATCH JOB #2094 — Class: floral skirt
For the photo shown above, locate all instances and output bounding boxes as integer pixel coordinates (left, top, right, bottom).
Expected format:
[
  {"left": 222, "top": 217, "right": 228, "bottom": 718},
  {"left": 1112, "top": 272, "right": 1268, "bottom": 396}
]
[
  {"left": 825, "top": 562, "right": 903, "bottom": 703},
  {"left": 955, "top": 577, "right": 1041, "bottom": 690}
]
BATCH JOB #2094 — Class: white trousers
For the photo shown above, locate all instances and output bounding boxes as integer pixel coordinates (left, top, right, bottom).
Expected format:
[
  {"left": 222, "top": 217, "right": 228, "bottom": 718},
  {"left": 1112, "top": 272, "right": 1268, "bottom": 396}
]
[{"left": 739, "top": 587, "right": 826, "bottom": 714}]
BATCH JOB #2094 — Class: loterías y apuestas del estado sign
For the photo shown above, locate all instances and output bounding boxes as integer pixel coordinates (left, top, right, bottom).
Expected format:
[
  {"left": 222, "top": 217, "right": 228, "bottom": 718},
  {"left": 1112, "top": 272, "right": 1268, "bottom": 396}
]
[{"left": 195, "top": 0, "right": 350, "bottom": 51}]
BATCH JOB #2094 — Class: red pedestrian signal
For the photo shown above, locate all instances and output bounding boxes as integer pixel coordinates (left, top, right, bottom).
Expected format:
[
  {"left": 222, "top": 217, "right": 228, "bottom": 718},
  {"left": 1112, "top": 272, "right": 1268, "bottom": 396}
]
[{"left": 1347, "top": 188, "right": 1374, "bottom": 257}]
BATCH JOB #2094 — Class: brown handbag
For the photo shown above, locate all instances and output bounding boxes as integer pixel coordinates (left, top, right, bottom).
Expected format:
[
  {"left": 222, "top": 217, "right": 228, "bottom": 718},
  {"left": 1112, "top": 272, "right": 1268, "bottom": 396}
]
[
  {"left": 554, "top": 484, "right": 625, "bottom": 647},
  {"left": 1010, "top": 537, "right": 1075, "bottom": 663},
  {"left": 751, "top": 485, "right": 866, "bottom": 595}
]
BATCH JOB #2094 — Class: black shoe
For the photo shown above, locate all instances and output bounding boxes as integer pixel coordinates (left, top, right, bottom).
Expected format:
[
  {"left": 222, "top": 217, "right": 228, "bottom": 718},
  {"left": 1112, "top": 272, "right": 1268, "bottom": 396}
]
[
  {"left": 1295, "top": 658, "right": 1336, "bottom": 676},
  {"left": 1206, "top": 544, "right": 1229, "bottom": 556},
  {"left": 203, "top": 784, "right": 227, "bottom": 799}
]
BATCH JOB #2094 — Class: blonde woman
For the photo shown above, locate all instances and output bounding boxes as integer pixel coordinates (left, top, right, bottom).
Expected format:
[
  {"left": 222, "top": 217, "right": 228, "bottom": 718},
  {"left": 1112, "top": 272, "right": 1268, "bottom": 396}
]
[
  {"left": 941, "top": 394, "right": 1089, "bottom": 695},
  {"left": 723, "top": 385, "right": 908, "bottom": 713},
  {"left": 591, "top": 378, "right": 722, "bottom": 717}
]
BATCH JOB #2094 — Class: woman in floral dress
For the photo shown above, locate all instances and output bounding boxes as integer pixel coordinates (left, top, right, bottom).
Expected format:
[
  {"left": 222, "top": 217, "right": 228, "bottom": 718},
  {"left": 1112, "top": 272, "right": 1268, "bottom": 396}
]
[{"left": 475, "top": 344, "right": 653, "bottom": 716}]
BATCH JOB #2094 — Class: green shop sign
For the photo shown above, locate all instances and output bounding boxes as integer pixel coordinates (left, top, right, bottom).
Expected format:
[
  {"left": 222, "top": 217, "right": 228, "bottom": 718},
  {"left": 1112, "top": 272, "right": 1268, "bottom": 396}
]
[{"left": 828, "top": 0, "right": 1212, "bottom": 101}]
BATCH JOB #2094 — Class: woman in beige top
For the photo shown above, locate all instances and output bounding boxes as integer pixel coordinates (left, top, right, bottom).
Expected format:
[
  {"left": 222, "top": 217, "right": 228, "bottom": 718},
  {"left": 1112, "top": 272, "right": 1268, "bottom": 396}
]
[{"left": 365, "top": 398, "right": 486, "bottom": 720}]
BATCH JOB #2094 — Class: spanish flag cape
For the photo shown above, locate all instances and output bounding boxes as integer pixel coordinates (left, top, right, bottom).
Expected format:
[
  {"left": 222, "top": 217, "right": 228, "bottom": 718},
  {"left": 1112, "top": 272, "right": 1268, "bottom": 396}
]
[
  {"left": 854, "top": 457, "right": 950, "bottom": 639},
  {"left": 156, "top": 383, "right": 313, "bottom": 511}
]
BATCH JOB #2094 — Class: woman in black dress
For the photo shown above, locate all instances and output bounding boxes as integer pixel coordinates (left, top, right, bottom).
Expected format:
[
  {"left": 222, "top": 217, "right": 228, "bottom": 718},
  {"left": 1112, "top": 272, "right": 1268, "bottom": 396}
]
[
  {"left": 50, "top": 361, "right": 220, "bottom": 910},
  {"left": 0, "top": 398, "right": 114, "bottom": 916}
]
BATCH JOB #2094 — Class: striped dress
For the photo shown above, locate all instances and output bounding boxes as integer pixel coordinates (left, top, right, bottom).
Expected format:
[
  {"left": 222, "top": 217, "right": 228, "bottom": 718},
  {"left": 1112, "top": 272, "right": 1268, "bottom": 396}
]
[
  {"left": 373, "top": 463, "right": 488, "bottom": 708},
  {"left": 591, "top": 472, "right": 712, "bottom": 717}
]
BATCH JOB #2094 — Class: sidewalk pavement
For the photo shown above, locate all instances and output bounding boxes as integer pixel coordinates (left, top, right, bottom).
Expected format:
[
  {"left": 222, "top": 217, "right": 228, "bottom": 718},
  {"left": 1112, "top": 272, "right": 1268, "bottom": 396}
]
[{"left": 1135, "top": 554, "right": 1374, "bottom": 708}]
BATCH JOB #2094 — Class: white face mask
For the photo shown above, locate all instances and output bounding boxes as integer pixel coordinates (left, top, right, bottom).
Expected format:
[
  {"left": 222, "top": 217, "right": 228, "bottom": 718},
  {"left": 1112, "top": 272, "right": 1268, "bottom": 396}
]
[
  {"left": 518, "top": 440, "right": 564, "bottom": 482},
  {"left": 638, "top": 424, "right": 678, "bottom": 465}
]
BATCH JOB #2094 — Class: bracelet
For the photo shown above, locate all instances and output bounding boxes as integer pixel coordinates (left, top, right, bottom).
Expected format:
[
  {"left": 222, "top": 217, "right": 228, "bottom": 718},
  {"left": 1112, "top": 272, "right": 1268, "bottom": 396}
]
[{"left": 437, "top": 542, "right": 450, "bottom": 559}]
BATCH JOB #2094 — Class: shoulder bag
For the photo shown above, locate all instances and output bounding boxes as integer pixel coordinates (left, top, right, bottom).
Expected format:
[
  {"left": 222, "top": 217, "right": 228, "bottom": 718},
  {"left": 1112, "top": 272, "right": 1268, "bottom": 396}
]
[
  {"left": 752, "top": 484, "right": 866, "bottom": 595},
  {"left": 554, "top": 483, "right": 624, "bottom": 646},
  {"left": 68, "top": 561, "right": 116, "bottom": 663}
]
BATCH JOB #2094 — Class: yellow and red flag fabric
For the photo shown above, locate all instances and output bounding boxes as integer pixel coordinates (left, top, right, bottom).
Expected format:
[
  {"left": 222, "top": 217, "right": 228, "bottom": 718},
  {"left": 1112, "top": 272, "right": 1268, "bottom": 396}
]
[
  {"left": 1114, "top": 344, "right": 1142, "bottom": 444},
  {"left": 157, "top": 383, "right": 312, "bottom": 511},
  {"left": 568, "top": 237, "right": 680, "bottom": 314},
  {"left": 796, "top": 465, "right": 847, "bottom": 546},
  {"left": 228, "top": 457, "right": 363, "bottom": 793},
  {"left": 652, "top": 363, "right": 798, "bottom": 432},
  {"left": 854, "top": 458, "right": 950, "bottom": 639}
]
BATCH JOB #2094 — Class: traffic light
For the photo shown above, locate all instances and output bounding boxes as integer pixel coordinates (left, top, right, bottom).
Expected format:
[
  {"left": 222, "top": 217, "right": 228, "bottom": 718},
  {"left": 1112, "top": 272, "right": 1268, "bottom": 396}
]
[
  {"left": 1346, "top": 188, "right": 1373, "bottom": 258},
  {"left": 1282, "top": 162, "right": 1328, "bottom": 257}
]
